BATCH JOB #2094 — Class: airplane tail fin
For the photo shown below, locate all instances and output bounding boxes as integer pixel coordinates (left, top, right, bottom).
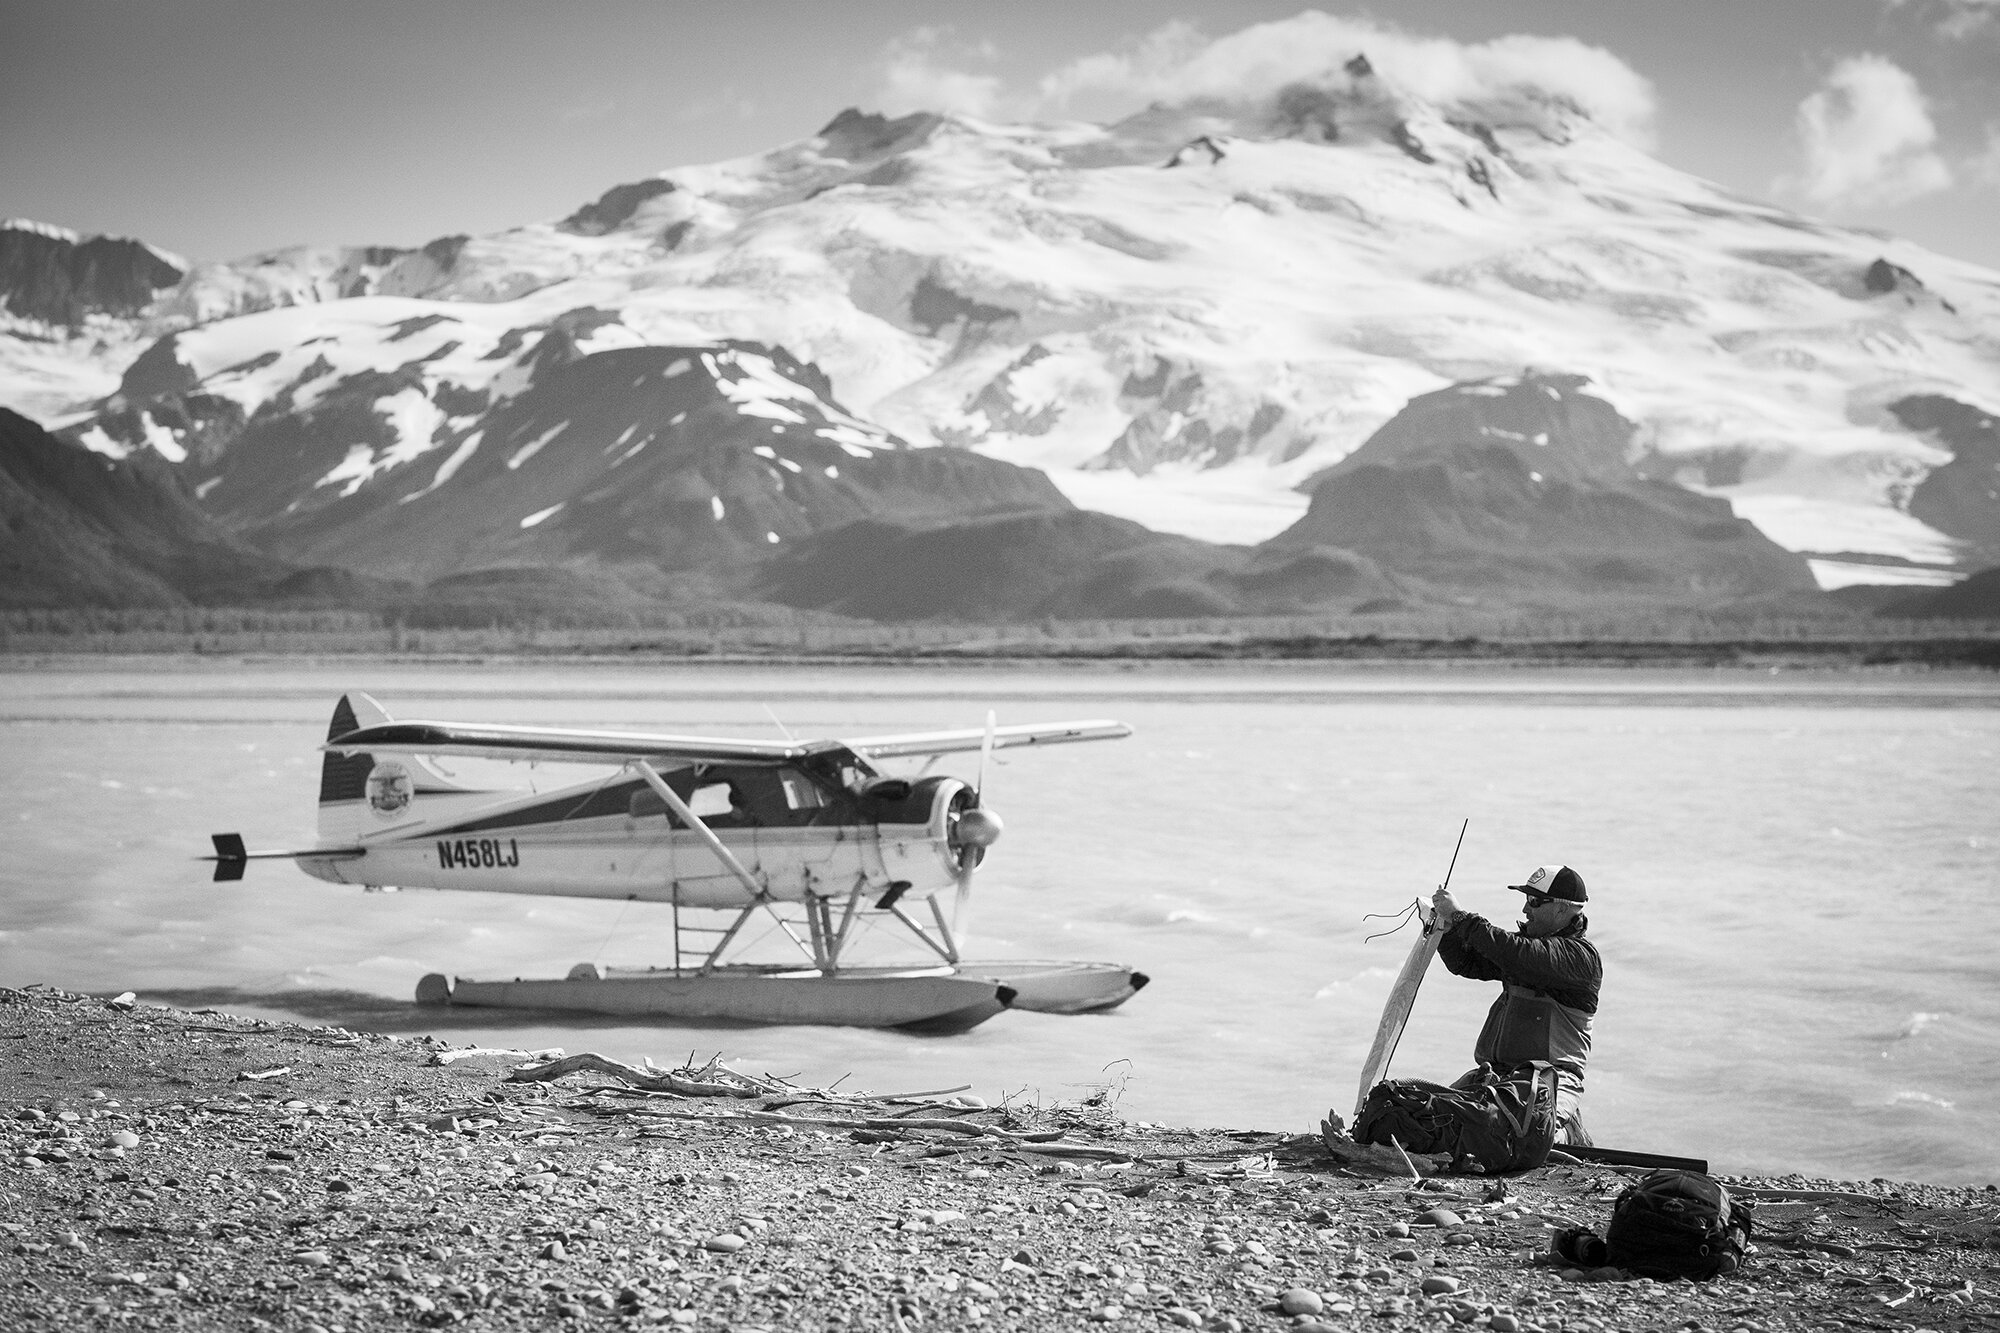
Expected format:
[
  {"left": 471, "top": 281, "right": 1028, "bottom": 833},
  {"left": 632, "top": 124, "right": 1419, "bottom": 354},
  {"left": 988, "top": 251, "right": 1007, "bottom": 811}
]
[
  {"left": 318, "top": 691, "right": 389, "bottom": 807},
  {"left": 318, "top": 692, "right": 477, "bottom": 845}
]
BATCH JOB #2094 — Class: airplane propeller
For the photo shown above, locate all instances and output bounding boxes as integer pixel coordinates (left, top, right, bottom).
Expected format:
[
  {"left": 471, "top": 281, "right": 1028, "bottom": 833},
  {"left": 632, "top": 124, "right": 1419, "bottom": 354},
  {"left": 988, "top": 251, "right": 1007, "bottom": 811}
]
[{"left": 950, "top": 711, "right": 1005, "bottom": 946}]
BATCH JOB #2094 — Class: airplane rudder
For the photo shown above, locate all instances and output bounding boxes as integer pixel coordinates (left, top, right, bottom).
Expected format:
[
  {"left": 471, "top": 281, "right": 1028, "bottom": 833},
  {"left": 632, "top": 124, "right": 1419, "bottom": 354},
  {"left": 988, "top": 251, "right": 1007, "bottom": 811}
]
[{"left": 318, "top": 692, "right": 384, "bottom": 827}]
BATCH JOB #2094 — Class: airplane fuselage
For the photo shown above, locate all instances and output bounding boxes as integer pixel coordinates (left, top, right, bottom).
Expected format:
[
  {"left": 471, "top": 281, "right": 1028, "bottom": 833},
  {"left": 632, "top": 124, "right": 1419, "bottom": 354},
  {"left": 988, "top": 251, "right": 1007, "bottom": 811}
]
[{"left": 304, "top": 762, "right": 972, "bottom": 908}]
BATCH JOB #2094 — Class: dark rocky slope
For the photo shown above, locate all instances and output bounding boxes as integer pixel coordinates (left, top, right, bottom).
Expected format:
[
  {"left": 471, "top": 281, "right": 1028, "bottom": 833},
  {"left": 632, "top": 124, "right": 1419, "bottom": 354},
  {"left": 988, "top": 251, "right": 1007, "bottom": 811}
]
[{"left": 1274, "top": 374, "right": 1822, "bottom": 612}]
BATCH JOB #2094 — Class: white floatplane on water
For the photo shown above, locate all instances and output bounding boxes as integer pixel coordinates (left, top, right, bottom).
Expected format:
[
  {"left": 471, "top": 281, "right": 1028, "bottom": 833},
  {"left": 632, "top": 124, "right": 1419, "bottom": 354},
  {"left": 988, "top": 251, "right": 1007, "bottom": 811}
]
[{"left": 209, "top": 694, "right": 1146, "bottom": 1033}]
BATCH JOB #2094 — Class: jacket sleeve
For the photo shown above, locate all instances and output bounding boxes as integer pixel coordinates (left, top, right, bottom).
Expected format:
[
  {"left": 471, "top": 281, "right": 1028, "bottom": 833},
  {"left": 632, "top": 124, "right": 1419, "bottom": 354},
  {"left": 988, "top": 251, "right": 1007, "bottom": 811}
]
[
  {"left": 1438, "top": 914, "right": 1601, "bottom": 1006},
  {"left": 1437, "top": 915, "right": 1505, "bottom": 981}
]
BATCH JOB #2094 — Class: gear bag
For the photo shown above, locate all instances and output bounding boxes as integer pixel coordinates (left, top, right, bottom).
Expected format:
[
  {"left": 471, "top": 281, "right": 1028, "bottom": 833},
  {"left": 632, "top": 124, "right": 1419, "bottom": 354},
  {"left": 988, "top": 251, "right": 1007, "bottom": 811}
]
[
  {"left": 1601, "top": 1170, "right": 1753, "bottom": 1280},
  {"left": 1353, "top": 1064, "right": 1558, "bottom": 1173}
]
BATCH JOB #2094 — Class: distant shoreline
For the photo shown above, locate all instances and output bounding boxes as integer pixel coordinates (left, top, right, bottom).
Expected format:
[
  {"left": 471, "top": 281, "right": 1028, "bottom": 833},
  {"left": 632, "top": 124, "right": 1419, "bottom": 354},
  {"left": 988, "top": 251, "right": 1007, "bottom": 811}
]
[{"left": 3, "top": 633, "right": 1998, "bottom": 672}]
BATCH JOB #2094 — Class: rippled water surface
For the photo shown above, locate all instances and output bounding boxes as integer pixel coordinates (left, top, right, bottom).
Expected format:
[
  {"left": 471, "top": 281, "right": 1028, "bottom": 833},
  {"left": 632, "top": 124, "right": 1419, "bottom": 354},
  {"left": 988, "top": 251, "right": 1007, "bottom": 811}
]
[{"left": 2, "top": 659, "right": 1995, "bottom": 1185}]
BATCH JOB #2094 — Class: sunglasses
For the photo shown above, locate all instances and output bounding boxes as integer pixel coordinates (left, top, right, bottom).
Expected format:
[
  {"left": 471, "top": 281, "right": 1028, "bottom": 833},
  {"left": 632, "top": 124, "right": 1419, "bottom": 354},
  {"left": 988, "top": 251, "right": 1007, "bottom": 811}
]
[{"left": 1522, "top": 892, "right": 1559, "bottom": 908}]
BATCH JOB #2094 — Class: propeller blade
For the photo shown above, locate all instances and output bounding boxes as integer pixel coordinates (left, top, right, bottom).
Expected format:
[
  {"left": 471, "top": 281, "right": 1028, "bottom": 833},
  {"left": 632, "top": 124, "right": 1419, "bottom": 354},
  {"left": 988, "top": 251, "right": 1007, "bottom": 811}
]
[
  {"left": 976, "top": 710, "right": 996, "bottom": 799},
  {"left": 952, "top": 855, "right": 976, "bottom": 949},
  {"left": 958, "top": 711, "right": 1000, "bottom": 949},
  {"left": 948, "top": 795, "right": 1003, "bottom": 945}
]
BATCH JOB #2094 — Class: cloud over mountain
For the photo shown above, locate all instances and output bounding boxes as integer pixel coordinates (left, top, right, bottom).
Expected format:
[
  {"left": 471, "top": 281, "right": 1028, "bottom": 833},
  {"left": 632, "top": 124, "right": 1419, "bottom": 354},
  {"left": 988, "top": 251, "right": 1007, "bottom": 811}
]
[
  {"left": 889, "top": 12, "right": 1659, "bottom": 148},
  {"left": 1784, "top": 54, "right": 1953, "bottom": 209}
]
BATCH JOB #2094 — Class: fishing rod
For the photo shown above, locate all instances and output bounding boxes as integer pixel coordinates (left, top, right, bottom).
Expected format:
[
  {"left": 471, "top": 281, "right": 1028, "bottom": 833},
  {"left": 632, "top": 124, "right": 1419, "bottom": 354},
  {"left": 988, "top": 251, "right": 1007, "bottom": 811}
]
[
  {"left": 1429, "top": 817, "right": 1469, "bottom": 931},
  {"left": 1361, "top": 817, "right": 1471, "bottom": 942}
]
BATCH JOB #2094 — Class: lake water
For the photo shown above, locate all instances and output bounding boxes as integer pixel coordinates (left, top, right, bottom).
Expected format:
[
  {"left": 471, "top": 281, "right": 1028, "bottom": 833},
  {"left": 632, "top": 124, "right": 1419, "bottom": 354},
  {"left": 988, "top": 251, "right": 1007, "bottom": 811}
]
[{"left": 2, "top": 658, "right": 1995, "bottom": 1186}]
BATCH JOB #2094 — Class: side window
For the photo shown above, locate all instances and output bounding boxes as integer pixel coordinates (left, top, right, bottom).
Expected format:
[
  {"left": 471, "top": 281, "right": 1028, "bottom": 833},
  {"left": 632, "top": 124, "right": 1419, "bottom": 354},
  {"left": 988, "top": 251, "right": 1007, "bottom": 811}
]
[{"left": 688, "top": 782, "right": 734, "bottom": 818}]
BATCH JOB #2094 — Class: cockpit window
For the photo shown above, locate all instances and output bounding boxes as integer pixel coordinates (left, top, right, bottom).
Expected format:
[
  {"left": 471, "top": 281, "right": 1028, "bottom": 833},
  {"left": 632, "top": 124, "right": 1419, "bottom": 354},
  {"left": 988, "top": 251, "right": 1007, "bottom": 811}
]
[{"left": 780, "top": 774, "right": 829, "bottom": 810}]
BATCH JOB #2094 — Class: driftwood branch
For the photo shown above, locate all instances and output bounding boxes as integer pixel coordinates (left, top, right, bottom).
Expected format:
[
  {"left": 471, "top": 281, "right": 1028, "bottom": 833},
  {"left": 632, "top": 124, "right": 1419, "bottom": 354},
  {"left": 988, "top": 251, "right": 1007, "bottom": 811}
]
[
  {"left": 1318, "top": 1118, "right": 1446, "bottom": 1176},
  {"left": 594, "top": 1102, "right": 1061, "bottom": 1142},
  {"left": 504, "top": 1050, "right": 1134, "bottom": 1159},
  {"left": 1729, "top": 1187, "right": 1902, "bottom": 1209},
  {"left": 430, "top": 1045, "right": 565, "bottom": 1067},
  {"left": 508, "top": 1052, "right": 766, "bottom": 1097}
]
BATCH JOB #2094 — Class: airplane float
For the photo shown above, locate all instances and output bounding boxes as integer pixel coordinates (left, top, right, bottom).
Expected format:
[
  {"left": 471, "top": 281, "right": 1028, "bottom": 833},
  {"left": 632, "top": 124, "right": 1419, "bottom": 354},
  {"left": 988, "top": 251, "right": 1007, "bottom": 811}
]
[{"left": 209, "top": 693, "right": 1145, "bottom": 1033}]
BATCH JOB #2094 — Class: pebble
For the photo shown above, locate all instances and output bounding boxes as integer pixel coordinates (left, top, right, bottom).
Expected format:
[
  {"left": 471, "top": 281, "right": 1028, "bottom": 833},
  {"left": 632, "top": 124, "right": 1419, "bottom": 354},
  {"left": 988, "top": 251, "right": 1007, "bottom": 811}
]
[
  {"left": 1278, "top": 1287, "right": 1324, "bottom": 1315},
  {"left": 109, "top": 1130, "right": 140, "bottom": 1150},
  {"left": 703, "top": 1233, "right": 746, "bottom": 1253},
  {"left": 1418, "top": 1208, "right": 1463, "bottom": 1227},
  {"left": 1490, "top": 1316, "right": 1521, "bottom": 1332},
  {"left": 1420, "top": 1275, "right": 1461, "bottom": 1295},
  {"left": 1164, "top": 1309, "right": 1201, "bottom": 1328},
  {"left": 1386, "top": 1221, "right": 1412, "bottom": 1238}
]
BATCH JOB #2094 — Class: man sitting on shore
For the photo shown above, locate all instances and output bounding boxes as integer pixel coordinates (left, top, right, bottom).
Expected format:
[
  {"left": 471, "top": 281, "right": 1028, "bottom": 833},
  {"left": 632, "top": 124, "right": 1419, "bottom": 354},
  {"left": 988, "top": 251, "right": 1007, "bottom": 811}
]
[{"left": 1431, "top": 864, "right": 1600, "bottom": 1146}]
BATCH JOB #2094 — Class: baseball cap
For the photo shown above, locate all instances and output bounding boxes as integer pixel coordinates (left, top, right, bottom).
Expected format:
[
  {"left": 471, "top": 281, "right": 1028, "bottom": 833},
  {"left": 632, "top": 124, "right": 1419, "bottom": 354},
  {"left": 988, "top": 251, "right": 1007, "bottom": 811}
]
[{"left": 1509, "top": 864, "right": 1587, "bottom": 903}]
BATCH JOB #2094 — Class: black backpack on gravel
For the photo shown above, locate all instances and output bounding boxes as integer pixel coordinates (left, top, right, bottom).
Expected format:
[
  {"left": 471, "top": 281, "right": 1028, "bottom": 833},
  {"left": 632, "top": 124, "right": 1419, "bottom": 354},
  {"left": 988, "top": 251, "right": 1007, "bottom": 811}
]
[
  {"left": 1353, "top": 1065, "right": 1558, "bottom": 1174},
  {"left": 1601, "top": 1170, "right": 1753, "bottom": 1280}
]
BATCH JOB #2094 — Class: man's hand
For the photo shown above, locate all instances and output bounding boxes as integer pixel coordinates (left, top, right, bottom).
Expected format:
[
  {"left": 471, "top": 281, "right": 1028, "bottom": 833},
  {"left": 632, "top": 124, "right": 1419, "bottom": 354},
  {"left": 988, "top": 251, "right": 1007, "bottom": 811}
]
[{"left": 1431, "top": 887, "right": 1463, "bottom": 927}]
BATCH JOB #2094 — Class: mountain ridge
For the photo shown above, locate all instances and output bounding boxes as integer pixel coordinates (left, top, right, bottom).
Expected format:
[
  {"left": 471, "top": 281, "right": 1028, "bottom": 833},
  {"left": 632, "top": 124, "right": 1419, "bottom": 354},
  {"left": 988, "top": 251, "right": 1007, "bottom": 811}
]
[{"left": 4, "top": 62, "right": 1999, "bottom": 620}]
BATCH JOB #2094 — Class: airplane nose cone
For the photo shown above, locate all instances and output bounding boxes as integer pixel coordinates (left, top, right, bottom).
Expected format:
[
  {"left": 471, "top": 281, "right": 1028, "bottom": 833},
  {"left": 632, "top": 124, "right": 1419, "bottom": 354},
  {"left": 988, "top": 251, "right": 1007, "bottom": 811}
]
[{"left": 955, "top": 806, "right": 1004, "bottom": 848}]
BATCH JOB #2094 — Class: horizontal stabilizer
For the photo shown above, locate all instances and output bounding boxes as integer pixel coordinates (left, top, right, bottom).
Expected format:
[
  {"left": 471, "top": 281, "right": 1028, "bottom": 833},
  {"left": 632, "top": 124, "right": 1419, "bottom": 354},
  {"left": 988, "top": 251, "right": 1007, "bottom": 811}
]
[
  {"left": 202, "top": 832, "right": 363, "bottom": 883},
  {"left": 210, "top": 832, "right": 247, "bottom": 882}
]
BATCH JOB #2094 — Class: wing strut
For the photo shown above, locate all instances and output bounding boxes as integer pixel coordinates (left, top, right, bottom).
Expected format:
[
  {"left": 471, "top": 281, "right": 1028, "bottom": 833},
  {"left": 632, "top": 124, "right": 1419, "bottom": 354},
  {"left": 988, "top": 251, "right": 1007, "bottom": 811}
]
[{"left": 626, "top": 761, "right": 768, "bottom": 905}]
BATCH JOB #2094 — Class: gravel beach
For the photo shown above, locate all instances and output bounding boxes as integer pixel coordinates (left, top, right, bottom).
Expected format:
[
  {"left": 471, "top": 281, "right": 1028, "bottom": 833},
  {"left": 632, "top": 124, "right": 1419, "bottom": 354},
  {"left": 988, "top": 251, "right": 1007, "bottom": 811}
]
[{"left": 3, "top": 985, "right": 1995, "bottom": 1332}]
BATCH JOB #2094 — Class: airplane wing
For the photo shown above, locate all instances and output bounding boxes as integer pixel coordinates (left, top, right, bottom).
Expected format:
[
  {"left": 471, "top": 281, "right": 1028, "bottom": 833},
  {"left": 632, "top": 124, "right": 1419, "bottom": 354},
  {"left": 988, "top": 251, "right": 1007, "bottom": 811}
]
[
  {"left": 849, "top": 720, "right": 1132, "bottom": 759},
  {"left": 326, "top": 717, "right": 1132, "bottom": 765},
  {"left": 324, "top": 721, "right": 810, "bottom": 766}
]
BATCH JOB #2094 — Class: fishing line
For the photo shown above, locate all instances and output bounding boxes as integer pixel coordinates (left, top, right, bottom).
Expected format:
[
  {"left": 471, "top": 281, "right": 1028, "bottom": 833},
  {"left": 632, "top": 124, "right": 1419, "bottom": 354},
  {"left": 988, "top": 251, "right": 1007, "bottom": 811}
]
[{"left": 1362, "top": 899, "right": 1421, "bottom": 944}]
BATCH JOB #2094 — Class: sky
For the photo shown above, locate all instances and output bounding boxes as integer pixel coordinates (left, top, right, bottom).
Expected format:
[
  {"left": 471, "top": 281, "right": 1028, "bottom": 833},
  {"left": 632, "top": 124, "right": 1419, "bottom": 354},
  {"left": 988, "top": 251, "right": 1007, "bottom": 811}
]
[{"left": 5, "top": 0, "right": 1999, "bottom": 270}]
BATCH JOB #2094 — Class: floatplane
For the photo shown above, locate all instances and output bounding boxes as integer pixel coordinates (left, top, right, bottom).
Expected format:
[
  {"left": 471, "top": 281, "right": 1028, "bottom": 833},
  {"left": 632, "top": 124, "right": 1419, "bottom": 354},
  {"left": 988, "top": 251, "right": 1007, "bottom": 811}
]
[{"left": 208, "top": 694, "right": 1145, "bottom": 1033}]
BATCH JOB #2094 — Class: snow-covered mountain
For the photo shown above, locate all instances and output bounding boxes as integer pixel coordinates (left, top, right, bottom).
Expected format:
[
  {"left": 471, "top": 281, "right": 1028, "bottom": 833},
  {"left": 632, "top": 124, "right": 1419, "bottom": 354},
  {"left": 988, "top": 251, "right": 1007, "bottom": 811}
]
[{"left": 6, "top": 58, "right": 1999, "bottom": 614}]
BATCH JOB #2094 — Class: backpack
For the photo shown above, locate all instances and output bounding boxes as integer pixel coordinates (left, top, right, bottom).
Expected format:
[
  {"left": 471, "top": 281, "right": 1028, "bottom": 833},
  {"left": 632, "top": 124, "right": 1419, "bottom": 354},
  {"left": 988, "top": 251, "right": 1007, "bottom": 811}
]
[
  {"left": 1353, "top": 1065, "right": 1558, "bottom": 1174},
  {"left": 1603, "top": 1170, "right": 1753, "bottom": 1280}
]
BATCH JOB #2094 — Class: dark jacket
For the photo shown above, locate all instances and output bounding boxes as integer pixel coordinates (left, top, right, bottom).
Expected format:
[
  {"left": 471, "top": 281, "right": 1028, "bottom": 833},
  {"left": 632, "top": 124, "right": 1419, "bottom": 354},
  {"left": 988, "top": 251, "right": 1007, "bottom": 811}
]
[{"left": 1438, "top": 912, "right": 1601, "bottom": 1084}]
